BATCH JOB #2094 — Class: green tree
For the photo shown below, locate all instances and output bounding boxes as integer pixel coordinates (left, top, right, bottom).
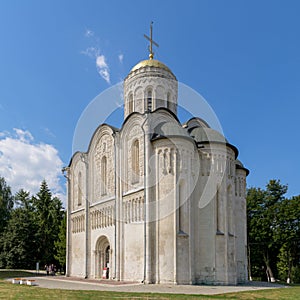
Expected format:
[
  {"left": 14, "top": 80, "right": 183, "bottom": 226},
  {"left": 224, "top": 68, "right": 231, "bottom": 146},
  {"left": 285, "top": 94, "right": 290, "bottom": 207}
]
[
  {"left": 15, "top": 189, "right": 33, "bottom": 210},
  {"left": 275, "top": 196, "right": 300, "bottom": 282},
  {"left": 277, "top": 244, "right": 291, "bottom": 282},
  {"left": 33, "top": 180, "right": 64, "bottom": 265},
  {"left": 247, "top": 180, "right": 288, "bottom": 282},
  {"left": 247, "top": 186, "right": 267, "bottom": 280},
  {"left": 54, "top": 212, "right": 66, "bottom": 273},
  {"left": 1, "top": 189, "right": 37, "bottom": 268},
  {"left": 0, "top": 177, "right": 14, "bottom": 267},
  {"left": 0, "top": 177, "right": 14, "bottom": 231}
]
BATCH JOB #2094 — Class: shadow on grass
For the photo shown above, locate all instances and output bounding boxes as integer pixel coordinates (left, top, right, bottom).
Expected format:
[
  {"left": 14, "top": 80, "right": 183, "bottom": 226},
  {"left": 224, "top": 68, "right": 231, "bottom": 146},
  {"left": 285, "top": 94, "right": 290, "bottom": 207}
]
[{"left": 0, "top": 270, "right": 46, "bottom": 280}]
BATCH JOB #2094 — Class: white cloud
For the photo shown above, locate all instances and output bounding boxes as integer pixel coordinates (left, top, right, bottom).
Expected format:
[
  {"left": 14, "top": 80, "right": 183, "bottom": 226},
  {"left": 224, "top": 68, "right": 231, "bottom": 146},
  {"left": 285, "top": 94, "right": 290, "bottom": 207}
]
[
  {"left": 0, "top": 129, "right": 65, "bottom": 204},
  {"left": 14, "top": 128, "right": 33, "bottom": 142},
  {"left": 85, "top": 29, "right": 94, "bottom": 37},
  {"left": 96, "top": 55, "right": 108, "bottom": 69},
  {"left": 96, "top": 55, "right": 110, "bottom": 83},
  {"left": 81, "top": 47, "right": 111, "bottom": 84},
  {"left": 98, "top": 68, "right": 110, "bottom": 84},
  {"left": 118, "top": 54, "right": 124, "bottom": 64}
]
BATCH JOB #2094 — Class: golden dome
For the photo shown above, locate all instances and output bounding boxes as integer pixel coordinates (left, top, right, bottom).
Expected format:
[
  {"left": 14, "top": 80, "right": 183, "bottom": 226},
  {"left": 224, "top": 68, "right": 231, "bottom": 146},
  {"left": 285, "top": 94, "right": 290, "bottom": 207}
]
[{"left": 130, "top": 59, "right": 173, "bottom": 74}]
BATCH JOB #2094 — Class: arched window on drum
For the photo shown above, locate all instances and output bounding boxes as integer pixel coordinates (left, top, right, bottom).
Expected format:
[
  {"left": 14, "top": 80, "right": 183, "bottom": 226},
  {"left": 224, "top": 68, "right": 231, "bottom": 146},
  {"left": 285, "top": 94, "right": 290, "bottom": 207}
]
[
  {"left": 128, "top": 93, "right": 133, "bottom": 114},
  {"left": 167, "top": 92, "right": 172, "bottom": 110},
  {"left": 146, "top": 89, "right": 152, "bottom": 111}
]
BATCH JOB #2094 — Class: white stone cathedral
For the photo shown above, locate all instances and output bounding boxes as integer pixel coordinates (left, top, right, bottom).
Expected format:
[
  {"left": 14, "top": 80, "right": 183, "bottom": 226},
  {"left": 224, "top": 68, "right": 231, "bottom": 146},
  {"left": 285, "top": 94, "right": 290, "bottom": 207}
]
[{"left": 66, "top": 35, "right": 249, "bottom": 285}]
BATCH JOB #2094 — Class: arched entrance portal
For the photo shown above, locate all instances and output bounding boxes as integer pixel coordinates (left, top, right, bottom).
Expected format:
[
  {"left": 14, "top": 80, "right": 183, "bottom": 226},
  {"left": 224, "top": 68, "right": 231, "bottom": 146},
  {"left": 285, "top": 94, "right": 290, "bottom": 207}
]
[{"left": 94, "top": 236, "right": 111, "bottom": 279}]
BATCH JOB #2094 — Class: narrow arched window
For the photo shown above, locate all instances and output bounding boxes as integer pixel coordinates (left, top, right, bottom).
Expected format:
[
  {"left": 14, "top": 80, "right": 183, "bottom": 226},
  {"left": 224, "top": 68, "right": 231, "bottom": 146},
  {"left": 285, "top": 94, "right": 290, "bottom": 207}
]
[
  {"left": 132, "top": 139, "right": 139, "bottom": 183},
  {"left": 179, "top": 182, "right": 184, "bottom": 232},
  {"left": 128, "top": 93, "right": 133, "bottom": 114},
  {"left": 167, "top": 92, "right": 171, "bottom": 110},
  {"left": 101, "top": 156, "right": 107, "bottom": 196},
  {"left": 78, "top": 171, "right": 82, "bottom": 206},
  {"left": 216, "top": 186, "right": 225, "bottom": 233},
  {"left": 227, "top": 185, "right": 233, "bottom": 234},
  {"left": 147, "top": 89, "right": 152, "bottom": 111}
]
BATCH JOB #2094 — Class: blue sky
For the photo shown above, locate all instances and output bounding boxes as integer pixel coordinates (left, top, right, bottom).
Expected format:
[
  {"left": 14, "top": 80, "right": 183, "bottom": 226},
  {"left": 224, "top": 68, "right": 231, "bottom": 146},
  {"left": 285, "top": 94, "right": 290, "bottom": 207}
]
[{"left": 0, "top": 0, "right": 299, "bottom": 201}]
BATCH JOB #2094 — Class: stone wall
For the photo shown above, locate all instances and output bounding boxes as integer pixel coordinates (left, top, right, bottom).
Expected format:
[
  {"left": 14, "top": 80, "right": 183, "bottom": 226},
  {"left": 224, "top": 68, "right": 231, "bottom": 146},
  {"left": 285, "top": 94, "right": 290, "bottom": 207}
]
[{"left": 70, "top": 209, "right": 86, "bottom": 277}]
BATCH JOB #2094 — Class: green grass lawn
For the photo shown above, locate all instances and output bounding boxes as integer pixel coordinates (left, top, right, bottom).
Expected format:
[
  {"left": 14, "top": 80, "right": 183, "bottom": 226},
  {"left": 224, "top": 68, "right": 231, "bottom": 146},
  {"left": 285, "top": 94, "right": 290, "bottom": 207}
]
[{"left": 0, "top": 270, "right": 300, "bottom": 300}]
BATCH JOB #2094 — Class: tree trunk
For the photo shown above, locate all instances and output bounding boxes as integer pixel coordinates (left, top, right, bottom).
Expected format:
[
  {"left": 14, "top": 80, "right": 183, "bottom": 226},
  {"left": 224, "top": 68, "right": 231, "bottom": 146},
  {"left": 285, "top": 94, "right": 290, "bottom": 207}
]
[
  {"left": 266, "top": 265, "right": 276, "bottom": 282},
  {"left": 264, "top": 251, "right": 276, "bottom": 283},
  {"left": 287, "top": 250, "right": 291, "bottom": 284},
  {"left": 247, "top": 244, "right": 253, "bottom": 281}
]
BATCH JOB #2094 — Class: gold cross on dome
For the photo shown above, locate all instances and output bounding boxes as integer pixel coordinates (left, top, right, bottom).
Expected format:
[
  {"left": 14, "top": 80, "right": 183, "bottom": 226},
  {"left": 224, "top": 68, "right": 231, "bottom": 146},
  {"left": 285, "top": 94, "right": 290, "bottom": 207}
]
[{"left": 144, "top": 21, "right": 159, "bottom": 60}]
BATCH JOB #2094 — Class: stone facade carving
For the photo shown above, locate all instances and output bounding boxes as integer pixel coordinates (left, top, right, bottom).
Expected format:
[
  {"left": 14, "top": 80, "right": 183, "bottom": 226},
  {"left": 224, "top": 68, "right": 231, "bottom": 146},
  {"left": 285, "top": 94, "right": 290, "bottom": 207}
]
[
  {"left": 71, "top": 154, "right": 86, "bottom": 211},
  {"left": 71, "top": 214, "right": 85, "bottom": 233},
  {"left": 122, "top": 122, "right": 144, "bottom": 193},
  {"left": 123, "top": 191, "right": 144, "bottom": 223},
  {"left": 94, "top": 135, "right": 114, "bottom": 199},
  {"left": 90, "top": 203, "right": 115, "bottom": 229}
]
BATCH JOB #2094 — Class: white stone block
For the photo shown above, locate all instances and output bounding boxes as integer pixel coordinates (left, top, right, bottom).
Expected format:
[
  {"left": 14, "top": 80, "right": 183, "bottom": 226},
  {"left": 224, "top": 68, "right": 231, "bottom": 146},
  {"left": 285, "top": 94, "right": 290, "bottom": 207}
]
[{"left": 12, "top": 278, "right": 21, "bottom": 284}]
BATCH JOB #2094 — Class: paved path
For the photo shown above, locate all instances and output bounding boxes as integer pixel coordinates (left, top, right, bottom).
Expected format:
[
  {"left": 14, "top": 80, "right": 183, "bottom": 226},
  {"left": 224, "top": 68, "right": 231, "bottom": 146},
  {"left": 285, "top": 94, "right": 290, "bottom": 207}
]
[{"left": 9, "top": 276, "right": 286, "bottom": 295}]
